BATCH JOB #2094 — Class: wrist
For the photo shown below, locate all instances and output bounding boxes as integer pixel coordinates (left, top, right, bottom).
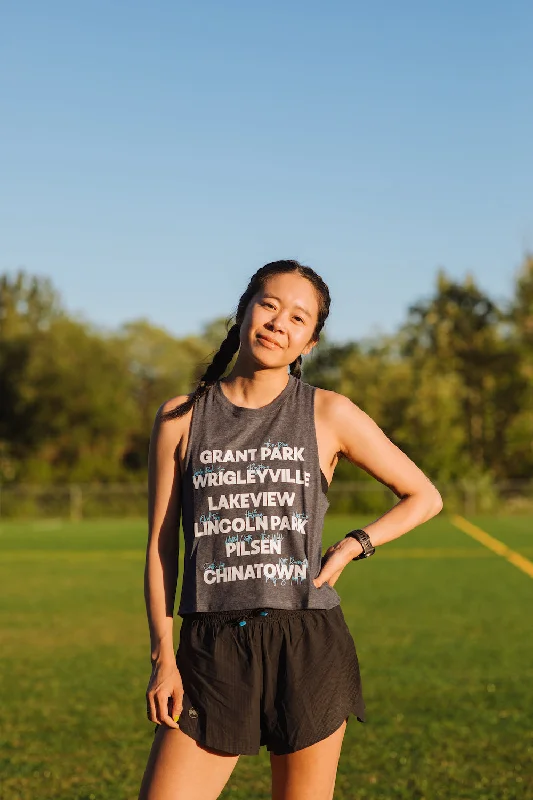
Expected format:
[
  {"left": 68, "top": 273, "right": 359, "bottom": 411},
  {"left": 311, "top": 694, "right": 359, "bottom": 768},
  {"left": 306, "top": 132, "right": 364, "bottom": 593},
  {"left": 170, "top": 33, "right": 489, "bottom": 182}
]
[
  {"left": 343, "top": 536, "right": 364, "bottom": 560},
  {"left": 150, "top": 643, "right": 175, "bottom": 666},
  {"left": 344, "top": 528, "right": 376, "bottom": 560},
  {"left": 151, "top": 654, "right": 176, "bottom": 670}
]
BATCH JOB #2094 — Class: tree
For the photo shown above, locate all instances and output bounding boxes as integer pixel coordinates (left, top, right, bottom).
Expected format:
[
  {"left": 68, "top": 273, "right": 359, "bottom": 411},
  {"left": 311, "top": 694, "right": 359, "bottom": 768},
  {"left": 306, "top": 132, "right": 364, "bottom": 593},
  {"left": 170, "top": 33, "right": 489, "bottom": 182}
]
[
  {"left": 501, "top": 254, "right": 533, "bottom": 478},
  {"left": 399, "top": 269, "right": 521, "bottom": 479}
]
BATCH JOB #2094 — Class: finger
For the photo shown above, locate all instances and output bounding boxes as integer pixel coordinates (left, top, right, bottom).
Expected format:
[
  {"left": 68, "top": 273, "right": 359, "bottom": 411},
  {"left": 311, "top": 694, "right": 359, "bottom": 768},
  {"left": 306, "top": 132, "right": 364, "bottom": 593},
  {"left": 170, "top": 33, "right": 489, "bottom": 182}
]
[
  {"left": 315, "top": 556, "right": 344, "bottom": 587},
  {"left": 146, "top": 692, "right": 158, "bottom": 724},
  {"left": 328, "top": 567, "right": 343, "bottom": 588},
  {"left": 156, "top": 692, "right": 179, "bottom": 730},
  {"left": 170, "top": 689, "right": 183, "bottom": 721},
  {"left": 314, "top": 571, "right": 331, "bottom": 588},
  {"left": 167, "top": 693, "right": 181, "bottom": 723},
  {"left": 314, "top": 563, "right": 335, "bottom": 587}
]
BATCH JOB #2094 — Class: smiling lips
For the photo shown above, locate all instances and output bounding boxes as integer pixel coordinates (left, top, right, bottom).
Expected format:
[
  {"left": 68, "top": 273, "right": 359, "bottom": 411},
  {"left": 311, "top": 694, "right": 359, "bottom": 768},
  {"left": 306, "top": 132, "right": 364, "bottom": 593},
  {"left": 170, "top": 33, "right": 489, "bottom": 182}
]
[{"left": 257, "top": 334, "right": 283, "bottom": 349}]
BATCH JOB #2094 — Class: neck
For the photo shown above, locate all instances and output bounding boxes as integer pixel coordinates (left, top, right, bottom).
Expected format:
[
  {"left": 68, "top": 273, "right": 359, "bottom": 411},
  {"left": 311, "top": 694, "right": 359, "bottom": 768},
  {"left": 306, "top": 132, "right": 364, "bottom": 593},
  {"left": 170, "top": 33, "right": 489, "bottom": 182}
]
[{"left": 220, "top": 363, "right": 291, "bottom": 409}]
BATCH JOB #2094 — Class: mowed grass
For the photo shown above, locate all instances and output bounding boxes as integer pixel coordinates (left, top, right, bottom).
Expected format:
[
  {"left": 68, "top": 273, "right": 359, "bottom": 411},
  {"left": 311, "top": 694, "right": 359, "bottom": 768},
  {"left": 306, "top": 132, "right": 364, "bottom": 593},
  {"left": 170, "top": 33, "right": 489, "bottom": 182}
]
[{"left": 0, "top": 515, "right": 532, "bottom": 800}]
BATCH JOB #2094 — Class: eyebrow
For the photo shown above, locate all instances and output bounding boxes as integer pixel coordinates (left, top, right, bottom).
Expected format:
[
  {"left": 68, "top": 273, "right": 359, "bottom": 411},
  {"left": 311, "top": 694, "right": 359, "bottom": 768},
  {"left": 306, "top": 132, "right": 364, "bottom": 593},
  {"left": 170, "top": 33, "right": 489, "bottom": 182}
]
[{"left": 262, "top": 294, "right": 312, "bottom": 319}]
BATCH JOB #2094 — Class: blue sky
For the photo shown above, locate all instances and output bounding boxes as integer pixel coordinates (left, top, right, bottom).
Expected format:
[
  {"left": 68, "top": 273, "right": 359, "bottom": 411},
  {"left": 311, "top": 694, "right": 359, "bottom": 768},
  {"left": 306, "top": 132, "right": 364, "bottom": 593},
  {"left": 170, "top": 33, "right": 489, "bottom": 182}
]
[{"left": 2, "top": 1, "right": 532, "bottom": 343}]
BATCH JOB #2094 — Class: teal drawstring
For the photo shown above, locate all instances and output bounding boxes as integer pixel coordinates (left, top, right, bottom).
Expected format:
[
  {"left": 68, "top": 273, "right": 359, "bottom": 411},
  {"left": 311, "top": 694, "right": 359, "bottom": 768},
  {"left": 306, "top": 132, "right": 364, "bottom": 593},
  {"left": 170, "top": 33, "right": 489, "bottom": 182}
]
[{"left": 234, "top": 610, "right": 269, "bottom": 627}]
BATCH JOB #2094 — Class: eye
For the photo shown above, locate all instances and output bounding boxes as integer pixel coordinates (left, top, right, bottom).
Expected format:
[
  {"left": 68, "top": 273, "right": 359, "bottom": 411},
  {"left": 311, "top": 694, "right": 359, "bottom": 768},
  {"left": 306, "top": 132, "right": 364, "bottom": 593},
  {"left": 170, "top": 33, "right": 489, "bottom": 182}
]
[
  {"left": 294, "top": 316, "right": 304, "bottom": 323},
  {"left": 262, "top": 301, "right": 276, "bottom": 309}
]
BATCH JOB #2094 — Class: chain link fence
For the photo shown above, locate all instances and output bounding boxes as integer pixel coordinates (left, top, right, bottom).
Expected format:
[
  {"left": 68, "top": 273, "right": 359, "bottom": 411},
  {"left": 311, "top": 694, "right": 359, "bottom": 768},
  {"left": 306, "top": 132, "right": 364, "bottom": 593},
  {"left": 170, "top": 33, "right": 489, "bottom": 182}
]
[{"left": 1, "top": 480, "right": 532, "bottom": 520}]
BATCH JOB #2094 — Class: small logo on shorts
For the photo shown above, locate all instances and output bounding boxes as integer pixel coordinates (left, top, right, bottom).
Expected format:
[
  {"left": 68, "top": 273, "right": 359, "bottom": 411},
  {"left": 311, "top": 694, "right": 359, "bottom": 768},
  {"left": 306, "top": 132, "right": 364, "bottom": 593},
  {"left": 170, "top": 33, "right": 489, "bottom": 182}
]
[{"left": 188, "top": 707, "right": 198, "bottom": 719}]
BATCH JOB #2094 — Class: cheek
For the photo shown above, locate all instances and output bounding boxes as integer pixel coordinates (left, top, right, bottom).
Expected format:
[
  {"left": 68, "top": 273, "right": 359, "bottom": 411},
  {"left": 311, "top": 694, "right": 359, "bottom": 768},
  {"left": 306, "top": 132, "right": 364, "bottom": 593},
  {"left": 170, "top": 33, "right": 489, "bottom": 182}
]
[
  {"left": 248, "top": 306, "right": 270, "bottom": 330},
  {"left": 291, "top": 328, "right": 313, "bottom": 349},
  {"left": 241, "top": 309, "right": 262, "bottom": 338}
]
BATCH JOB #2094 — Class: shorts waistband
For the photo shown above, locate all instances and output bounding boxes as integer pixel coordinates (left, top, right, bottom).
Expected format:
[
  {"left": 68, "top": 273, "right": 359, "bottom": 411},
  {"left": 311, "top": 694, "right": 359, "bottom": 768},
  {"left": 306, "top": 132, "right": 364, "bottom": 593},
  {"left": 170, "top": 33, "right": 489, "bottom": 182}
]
[{"left": 180, "top": 606, "right": 332, "bottom": 626}]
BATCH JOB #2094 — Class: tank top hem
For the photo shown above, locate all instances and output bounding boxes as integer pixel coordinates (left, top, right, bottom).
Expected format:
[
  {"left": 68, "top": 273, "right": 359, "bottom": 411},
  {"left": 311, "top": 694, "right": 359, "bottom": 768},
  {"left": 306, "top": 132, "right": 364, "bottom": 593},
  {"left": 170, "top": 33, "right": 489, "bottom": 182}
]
[
  {"left": 178, "top": 594, "right": 341, "bottom": 618},
  {"left": 178, "top": 600, "right": 342, "bottom": 621}
]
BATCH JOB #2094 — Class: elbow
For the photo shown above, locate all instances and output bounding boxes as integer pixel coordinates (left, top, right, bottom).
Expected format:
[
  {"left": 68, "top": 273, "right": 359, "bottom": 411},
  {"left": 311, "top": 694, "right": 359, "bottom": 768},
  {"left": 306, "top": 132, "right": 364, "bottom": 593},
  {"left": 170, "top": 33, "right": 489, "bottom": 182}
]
[
  {"left": 401, "top": 485, "right": 443, "bottom": 517},
  {"left": 430, "top": 489, "right": 443, "bottom": 517}
]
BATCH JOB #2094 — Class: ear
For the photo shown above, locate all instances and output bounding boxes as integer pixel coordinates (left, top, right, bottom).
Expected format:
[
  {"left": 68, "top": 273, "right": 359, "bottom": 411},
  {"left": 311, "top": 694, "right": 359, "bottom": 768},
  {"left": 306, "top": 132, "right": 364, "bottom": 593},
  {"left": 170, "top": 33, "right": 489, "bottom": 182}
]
[{"left": 301, "top": 337, "right": 318, "bottom": 357}]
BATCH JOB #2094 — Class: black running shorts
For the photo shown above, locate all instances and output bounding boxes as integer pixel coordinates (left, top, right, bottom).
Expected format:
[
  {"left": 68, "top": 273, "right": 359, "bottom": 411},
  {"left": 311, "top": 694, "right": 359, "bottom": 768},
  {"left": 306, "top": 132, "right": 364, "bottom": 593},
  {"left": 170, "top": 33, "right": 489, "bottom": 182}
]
[{"left": 169, "top": 604, "right": 366, "bottom": 756}]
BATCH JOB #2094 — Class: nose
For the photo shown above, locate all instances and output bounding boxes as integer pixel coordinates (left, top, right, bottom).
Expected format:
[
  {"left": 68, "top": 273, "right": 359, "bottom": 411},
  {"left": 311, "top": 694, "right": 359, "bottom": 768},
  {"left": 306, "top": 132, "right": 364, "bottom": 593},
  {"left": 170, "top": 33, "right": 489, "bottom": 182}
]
[{"left": 266, "top": 309, "right": 288, "bottom": 333}]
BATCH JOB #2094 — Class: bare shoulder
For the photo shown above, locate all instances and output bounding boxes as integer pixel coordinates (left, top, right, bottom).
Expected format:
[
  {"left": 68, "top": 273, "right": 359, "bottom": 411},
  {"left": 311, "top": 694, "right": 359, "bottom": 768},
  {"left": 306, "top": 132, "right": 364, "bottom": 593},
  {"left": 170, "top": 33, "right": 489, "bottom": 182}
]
[
  {"left": 314, "top": 386, "right": 353, "bottom": 412},
  {"left": 314, "top": 386, "right": 364, "bottom": 435},
  {"left": 151, "top": 393, "right": 194, "bottom": 453},
  {"left": 159, "top": 393, "right": 194, "bottom": 420},
  {"left": 314, "top": 384, "right": 396, "bottom": 456}
]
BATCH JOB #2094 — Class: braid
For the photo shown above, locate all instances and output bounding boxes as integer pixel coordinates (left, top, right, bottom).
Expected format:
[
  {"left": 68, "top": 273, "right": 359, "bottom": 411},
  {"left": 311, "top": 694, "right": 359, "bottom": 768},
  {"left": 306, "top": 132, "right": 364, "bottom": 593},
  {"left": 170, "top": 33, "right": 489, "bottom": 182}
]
[
  {"left": 289, "top": 354, "right": 303, "bottom": 379},
  {"left": 199, "top": 323, "right": 241, "bottom": 389},
  {"left": 160, "top": 324, "right": 241, "bottom": 420}
]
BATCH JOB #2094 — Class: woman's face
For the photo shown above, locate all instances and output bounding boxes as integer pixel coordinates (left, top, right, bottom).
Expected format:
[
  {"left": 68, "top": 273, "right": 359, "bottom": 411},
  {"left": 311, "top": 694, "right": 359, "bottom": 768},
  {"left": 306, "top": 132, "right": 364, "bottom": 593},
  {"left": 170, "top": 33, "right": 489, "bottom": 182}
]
[{"left": 241, "top": 272, "right": 320, "bottom": 368}]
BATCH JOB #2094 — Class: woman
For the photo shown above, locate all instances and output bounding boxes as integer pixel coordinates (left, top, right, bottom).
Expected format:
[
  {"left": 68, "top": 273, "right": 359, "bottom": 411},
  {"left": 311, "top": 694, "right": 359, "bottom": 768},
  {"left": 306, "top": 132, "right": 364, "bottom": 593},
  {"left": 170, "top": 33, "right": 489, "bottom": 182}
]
[{"left": 138, "top": 260, "right": 443, "bottom": 799}]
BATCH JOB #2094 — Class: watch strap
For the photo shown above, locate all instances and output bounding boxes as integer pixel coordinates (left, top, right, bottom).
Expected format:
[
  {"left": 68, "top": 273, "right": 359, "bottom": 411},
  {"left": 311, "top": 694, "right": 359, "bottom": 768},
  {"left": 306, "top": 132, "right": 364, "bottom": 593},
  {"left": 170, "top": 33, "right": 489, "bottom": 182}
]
[{"left": 345, "top": 529, "right": 376, "bottom": 560}]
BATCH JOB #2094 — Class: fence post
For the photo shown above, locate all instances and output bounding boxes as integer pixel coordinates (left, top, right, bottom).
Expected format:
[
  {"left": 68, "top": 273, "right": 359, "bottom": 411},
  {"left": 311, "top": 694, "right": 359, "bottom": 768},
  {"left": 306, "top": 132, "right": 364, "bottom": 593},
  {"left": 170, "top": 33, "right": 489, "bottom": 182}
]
[
  {"left": 69, "top": 484, "right": 83, "bottom": 521},
  {"left": 465, "top": 483, "right": 477, "bottom": 517}
]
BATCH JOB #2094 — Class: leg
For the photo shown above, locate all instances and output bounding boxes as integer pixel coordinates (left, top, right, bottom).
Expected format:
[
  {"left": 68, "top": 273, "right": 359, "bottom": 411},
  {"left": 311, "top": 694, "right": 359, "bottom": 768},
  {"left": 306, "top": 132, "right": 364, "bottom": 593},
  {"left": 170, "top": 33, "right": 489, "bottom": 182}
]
[
  {"left": 269, "top": 718, "right": 348, "bottom": 800},
  {"left": 138, "top": 724, "right": 240, "bottom": 800}
]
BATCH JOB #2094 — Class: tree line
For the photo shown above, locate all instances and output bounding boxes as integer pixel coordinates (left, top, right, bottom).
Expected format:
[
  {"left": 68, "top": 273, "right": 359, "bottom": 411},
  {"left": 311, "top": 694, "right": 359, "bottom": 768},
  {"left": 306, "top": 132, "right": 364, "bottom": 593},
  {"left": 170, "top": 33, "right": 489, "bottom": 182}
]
[{"left": 1, "top": 258, "right": 532, "bottom": 494}]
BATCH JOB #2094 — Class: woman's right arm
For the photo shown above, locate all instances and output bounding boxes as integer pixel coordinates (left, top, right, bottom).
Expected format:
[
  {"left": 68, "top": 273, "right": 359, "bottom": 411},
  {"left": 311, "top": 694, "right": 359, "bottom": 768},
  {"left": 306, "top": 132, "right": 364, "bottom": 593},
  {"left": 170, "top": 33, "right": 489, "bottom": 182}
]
[{"left": 144, "top": 398, "right": 188, "bottom": 729}]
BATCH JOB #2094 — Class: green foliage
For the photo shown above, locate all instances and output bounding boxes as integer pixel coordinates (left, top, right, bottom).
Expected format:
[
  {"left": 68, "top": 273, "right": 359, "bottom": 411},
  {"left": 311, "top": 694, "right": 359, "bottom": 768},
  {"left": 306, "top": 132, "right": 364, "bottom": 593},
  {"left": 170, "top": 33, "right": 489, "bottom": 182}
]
[
  {"left": 1, "top": 256, "right": 533, "bottom": 490},
  {"left": 304, "top": 258, "right": 533, "bottom": 488}
]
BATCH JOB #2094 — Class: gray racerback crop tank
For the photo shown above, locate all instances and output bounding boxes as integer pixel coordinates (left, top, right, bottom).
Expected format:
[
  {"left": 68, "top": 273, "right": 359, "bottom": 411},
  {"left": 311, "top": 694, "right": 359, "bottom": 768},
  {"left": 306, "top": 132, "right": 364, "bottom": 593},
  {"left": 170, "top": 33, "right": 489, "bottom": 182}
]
[{"left": 177, "top": 373, "right": 342, "bottom": 615}]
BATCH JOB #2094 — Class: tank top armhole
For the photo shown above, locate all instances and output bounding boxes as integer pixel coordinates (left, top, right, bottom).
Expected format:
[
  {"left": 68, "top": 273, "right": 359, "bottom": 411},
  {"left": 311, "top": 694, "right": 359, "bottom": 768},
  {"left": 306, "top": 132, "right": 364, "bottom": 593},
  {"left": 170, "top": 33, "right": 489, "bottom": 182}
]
[
  {"left": 182, "top": 393, "right": 199, "bottom": 476},
  {"left": 310, "top": 384, "right": 331, "bottom": 501}
]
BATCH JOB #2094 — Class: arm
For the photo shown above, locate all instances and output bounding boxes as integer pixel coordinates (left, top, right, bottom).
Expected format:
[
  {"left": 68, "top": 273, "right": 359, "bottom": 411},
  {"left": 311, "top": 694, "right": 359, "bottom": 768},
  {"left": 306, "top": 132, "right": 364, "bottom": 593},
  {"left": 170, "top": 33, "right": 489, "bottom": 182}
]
[
  {"left": 144, "top": 398, "right": 186, "bottom": 727},
  {"left": 314, "top": 393, "right": 443, "bottom": 586},
  {"left": 336, "top": 393, "right": 443, "bottom": 552},
  {"left": 145, "top": 401, "right": 182, "bottom": 662}
]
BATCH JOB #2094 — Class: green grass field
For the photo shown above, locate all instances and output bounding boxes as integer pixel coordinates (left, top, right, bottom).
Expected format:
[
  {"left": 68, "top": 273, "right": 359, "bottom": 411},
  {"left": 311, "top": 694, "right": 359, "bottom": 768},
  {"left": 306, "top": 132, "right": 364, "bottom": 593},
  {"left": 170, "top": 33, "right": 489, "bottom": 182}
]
[{"left": 1, "top": 515, "right": 532, "bottom": 800}]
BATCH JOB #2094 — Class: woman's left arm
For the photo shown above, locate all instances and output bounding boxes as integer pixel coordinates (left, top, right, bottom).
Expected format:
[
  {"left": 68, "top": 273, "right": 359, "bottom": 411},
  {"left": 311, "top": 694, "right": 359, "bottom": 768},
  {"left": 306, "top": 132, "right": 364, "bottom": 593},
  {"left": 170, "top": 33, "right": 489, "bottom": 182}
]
[{"left": 314, "top": 393, "right": 443, "bottom": 588}]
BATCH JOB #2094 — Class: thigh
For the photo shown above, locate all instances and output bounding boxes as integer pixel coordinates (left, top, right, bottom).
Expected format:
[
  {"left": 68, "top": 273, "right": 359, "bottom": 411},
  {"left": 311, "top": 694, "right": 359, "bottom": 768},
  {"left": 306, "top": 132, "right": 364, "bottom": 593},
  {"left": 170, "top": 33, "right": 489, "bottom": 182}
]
[
  {"left": 270, "top": 718, "right": 347, "bottom": 800},
  {"left": 138, "top": 723, "right": 239, "bottom": 800}
]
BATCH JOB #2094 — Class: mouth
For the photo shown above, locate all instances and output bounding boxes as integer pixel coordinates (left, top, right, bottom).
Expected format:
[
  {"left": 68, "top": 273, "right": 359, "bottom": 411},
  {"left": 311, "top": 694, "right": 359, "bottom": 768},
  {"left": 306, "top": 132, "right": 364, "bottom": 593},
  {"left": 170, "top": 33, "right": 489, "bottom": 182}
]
[{"left": 256, "top": 334, "right": 282, "bottom": 349}]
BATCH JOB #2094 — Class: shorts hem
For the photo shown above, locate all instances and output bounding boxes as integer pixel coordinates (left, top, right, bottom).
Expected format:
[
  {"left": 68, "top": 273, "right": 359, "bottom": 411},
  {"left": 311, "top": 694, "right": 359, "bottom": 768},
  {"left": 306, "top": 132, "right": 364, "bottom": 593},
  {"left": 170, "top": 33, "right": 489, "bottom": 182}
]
[
  {"left": 266, "top": 706, "right": 366, "bottom": 756},
  {"left": 178, "top": 719, "right": 260, "bottom": 757}
]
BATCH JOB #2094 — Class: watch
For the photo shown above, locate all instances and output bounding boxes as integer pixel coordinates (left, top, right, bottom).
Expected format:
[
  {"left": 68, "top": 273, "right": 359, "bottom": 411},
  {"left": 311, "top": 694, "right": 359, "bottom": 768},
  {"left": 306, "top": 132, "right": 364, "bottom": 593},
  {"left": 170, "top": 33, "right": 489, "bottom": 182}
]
[{"left": 344, "top": 529, "right": 376, "bottom": 561}]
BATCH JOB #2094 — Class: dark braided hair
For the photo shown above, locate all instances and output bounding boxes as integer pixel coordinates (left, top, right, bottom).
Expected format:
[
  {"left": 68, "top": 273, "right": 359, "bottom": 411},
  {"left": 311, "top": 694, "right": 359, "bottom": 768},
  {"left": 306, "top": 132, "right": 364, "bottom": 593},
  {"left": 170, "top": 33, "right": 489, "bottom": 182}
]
[{"left": 160, "top": 260, "right": 330, "bottom": 420}]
